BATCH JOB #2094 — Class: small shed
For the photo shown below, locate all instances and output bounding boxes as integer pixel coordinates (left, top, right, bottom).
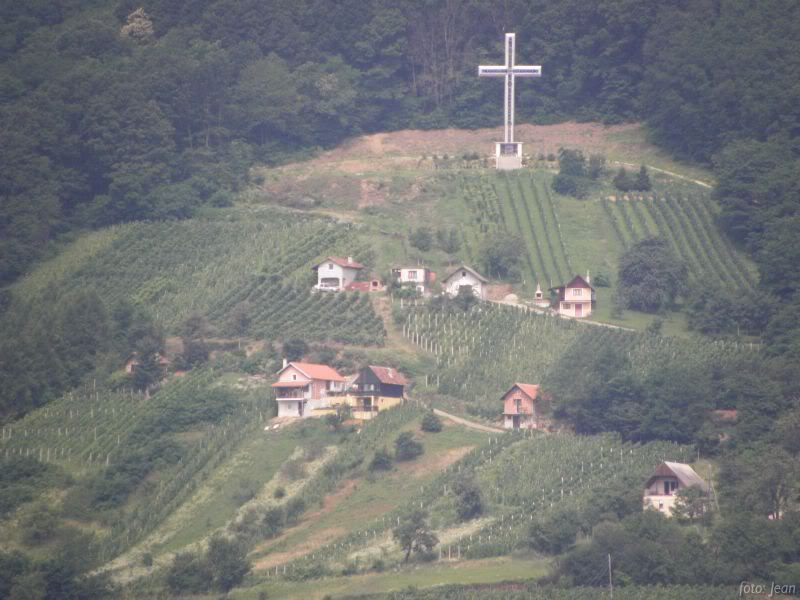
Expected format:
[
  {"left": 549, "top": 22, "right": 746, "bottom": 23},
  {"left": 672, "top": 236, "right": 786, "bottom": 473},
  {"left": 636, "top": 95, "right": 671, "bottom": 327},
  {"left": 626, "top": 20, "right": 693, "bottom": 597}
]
[
  {"left": 501, "top": 383, "right": 550, "bottom": 430},
  {"left": 442, "top": 265, "right": 488, "bottom": 300}
]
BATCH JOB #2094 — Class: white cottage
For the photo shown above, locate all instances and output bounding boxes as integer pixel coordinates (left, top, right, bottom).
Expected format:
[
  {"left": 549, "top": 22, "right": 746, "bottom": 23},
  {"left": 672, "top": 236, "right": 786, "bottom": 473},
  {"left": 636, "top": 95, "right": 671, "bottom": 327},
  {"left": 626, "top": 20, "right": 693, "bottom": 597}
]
[
  {"left": 312, "top": 256, "right": 364, "bottom": 292},
  {"left": 442, "top": 265, "right": 488, "bottom": 300},
  {"left": 643, "top": 461, "right": 710, "bottom": 516},
  {"left": 391, "top": 266, "right": 435, "bottom": 295}
]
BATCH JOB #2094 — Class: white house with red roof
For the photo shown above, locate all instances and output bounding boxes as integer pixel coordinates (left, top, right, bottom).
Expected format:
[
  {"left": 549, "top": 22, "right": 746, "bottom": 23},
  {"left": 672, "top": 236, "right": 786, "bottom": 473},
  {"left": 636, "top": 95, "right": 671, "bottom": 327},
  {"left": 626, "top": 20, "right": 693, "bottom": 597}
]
[
  {"left": 272, "top": 361, "right": 346, "bottom": 417},
  {"left": 550, "top": 274, "right": 595, "bottom": 318},
  {"left": 501, "top": 383, "right": 550, "bottom": 430},
  {"left": 312, "top": 256, "right": 364, "bottom": 292}
]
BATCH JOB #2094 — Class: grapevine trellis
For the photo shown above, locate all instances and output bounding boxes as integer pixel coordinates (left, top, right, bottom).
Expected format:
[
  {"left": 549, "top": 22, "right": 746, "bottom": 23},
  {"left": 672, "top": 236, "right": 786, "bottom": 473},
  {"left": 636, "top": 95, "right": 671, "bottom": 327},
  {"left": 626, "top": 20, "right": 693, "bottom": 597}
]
[
  {"left": 603, "top": 193, "right": 758, "bottom": 292},
  {"left": 8, "top": 210, "right": 385, "bottom": 345},
  {"left": 400, "top": 302, "right": 760, "bottom": 415}
]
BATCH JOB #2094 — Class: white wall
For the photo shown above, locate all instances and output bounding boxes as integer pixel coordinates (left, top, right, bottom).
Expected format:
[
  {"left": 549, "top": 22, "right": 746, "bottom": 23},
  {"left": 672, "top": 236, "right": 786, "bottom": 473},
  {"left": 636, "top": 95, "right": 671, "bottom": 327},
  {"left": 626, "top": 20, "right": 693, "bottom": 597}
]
[{"left": 444, "top": 270, "right": 485, "bottom": 299}]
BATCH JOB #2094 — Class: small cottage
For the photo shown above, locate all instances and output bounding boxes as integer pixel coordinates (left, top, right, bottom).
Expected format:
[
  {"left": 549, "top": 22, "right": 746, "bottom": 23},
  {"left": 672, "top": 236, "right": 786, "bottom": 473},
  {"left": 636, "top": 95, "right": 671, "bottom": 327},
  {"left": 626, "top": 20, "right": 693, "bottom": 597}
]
[
  {"left": 643, "top": 461, "right": 709, "bottom": 516},
  {"left": 272, "top": 361, "right": 346, "bottom": 418},
  {"left": 330, "top": 365, "right": 408, "bottom": 420},
  {"left": 550, "top": 274, "right": 595, "bottom": 318},
  {"left": 442, "top": 265, "right": 488, "bottom": 300},
  {"left": 501, "top": 383, "right": 550, "bottom": 430},
  {"left": 392, "top": 266, "right": 436, "bottom": 295},
  {"left": 312, "top": 256, "right": 364, "bottom": 292}
]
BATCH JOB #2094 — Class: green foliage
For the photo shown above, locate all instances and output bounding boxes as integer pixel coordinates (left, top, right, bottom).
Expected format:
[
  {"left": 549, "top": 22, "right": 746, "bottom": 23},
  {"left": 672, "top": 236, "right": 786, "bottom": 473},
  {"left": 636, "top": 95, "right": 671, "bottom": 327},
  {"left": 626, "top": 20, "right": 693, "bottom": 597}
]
[
  {"left": 613, "top": 168, "right": 633, "bottom": 192},
  {"left": 392, "top": 509, "right": 439, "bottom": 562},
  {"left": 283, "top": 339, "right": 309, "bottom": 362},
  {"left": 0, "top": 457, "right": 63, "bottom": 517},
  {"left": 394, "top": 432, "right": 423, "bottom": 461},
  {"left": 420, "top": 411, "right": 442, "bottom": 433},
  {"left": 553, "top": 149, "right": 592, "bottom": 198},
  {"left": 479, "top": 232, "right": 523, "bottom": 281},
  {"left": 618, "top": 237, "right": 687, "bottom": 312},
  {"left": 409, "top": 227, "right": 434, "bottom": 252},
  {"left": 369, "top": 447, "right": 394, "bottom": 472},
  {"left": 453, "top": 476, "right": 482, "bottom": 521},
  {"left": 527, "top": 508, "right": 580, "bottom": 554}
]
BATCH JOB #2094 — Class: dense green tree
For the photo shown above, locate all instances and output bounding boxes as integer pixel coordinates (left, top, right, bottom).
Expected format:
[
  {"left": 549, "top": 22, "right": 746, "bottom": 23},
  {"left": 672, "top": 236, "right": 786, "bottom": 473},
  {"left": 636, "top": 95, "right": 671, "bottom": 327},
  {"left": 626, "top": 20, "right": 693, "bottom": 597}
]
[
  {"left": 420, "top": 411, "right": 442, "bottom": 433},
  {"left": 282, "top": 338, "right": 308, "bottom": 362},
  {"left": 453, "top": 477, "right": 482, "bottom": 521},
  {"left": 618, "top": 237, "right": 687, "bottom": 312},
  {"left": 394, "top": 431, "right": 423, "bottom": 461},
  {"left": 613, "top": 167, "right": 632, "bottom": 192},
  {"left": 392, "top": 510, "right": 438, "bottom": 562},
  {"left": 409, "top": 227, "right": 433, "bottom": 252},
  {"left": 206, "top": 535, "right": 250, "bottom": 592},
  {"left": 479, "top": 232, "right": 522, "bottom": 280}
]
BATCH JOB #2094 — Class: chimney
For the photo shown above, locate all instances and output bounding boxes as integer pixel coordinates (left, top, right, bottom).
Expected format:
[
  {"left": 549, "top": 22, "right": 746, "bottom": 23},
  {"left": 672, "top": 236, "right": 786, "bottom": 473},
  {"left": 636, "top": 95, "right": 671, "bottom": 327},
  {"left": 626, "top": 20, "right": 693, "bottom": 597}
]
[
  {"left": 347, "top": 256, "right": 353, "bottom": 264},
  {"left": 586, "top": 270, "right": 591, "bottom": 284},
  {"left": 282, "top": 358, "right": 288, "bottom": 369}
]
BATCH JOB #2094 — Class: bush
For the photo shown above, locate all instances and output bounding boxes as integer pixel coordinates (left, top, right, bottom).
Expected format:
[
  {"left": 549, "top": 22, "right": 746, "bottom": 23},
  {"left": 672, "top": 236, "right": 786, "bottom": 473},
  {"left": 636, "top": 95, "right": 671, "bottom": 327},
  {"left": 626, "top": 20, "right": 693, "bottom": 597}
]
[
  {"left": 409, "top": 227, "right": 433, "bottom": 252},
  {"left": 262, "top": 507, "right": 284, "bottom": 538},
  {"left": 280, "top": 458, "right": 307, "bottom": 481},
  {"left": 166, "top": 552, "right": 213, "bottom": 595},
  {"left": 527, "top": 508, "right": 581, "bottom": 554},
  {"left": 394, "top": 432, "right": 423, "bottom": 461},
  {"left": 273, "top": 486, "right": 286, "bottom": 499},
  {"left": 552, "top": 174, "right": 590, "bottom": 198},
  {"left": 453, "top": 477, "right": 483, "bottom": 521},
  {"left": 369, "top": 448, "right": 393, "bottom": 471},
  {"left": 613, "top": 167, "right": 632, "bottom": 192},
  {"left": 284, "top": 497, "right": 306, "bottom": 524},
  {"left": 420, "top": 411, "right": 443, "bottom": 432}
]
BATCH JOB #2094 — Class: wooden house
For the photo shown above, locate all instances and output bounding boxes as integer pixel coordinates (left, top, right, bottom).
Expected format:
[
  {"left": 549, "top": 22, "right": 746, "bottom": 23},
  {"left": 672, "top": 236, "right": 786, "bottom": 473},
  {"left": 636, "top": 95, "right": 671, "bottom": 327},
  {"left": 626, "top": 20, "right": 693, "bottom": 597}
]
[
  {"left": 271, "top": 361, "right": 346, "bottom": 418},
  {"left": 550, "top": 274, "right": 595, "bottom": 318},
  {"left": 501, "top": 383, "right": 550, "bottom": 430},
  {"left": 643, "top": 461, "right": 709, "bottom": 516},
  {"left": 330, "top": 365, "right": 408, "bottom": 420},
  {"left": 312, "top": 256, "right": 364, "bottom": 292},
  {"left": 392, "top": 267, "right": 436, "bottom": 295},
  {"left": 442, "top": 265, "right": 488, "bottom": 300}
]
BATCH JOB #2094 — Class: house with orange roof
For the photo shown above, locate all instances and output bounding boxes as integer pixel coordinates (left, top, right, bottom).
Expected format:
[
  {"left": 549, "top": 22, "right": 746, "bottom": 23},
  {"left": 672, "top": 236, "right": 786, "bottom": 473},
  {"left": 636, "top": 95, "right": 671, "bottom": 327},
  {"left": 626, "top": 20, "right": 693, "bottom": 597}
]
[
  {"left": 501, "top": 383, "right": 550, "bottom": 430},
  {"left": 312, "top": 256, "right": 364, "bottom": 292},
  {"left": 272, "top": 360, "right": 346, "bottom": 417}
]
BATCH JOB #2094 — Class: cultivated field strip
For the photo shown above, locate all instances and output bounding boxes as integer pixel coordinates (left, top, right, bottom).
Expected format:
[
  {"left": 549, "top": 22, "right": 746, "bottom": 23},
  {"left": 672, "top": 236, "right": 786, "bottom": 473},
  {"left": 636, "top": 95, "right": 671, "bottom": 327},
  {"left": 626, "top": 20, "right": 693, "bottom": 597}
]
[{"left": 604, "top": 195, "right": 757, "bottom": 290}]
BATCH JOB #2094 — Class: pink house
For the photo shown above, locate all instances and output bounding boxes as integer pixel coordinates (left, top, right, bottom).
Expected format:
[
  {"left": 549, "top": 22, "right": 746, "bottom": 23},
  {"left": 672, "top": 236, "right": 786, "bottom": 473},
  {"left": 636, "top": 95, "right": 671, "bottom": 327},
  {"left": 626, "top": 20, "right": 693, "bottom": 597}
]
[
  {"left": 501, "top": 383, "right": 550, "bottom": 430},
  {"left": 272, "top": 361, "right": 346, "bottom": 418},
  {"left": 551, "top": 274, "right": 595, "bottom": 318}
]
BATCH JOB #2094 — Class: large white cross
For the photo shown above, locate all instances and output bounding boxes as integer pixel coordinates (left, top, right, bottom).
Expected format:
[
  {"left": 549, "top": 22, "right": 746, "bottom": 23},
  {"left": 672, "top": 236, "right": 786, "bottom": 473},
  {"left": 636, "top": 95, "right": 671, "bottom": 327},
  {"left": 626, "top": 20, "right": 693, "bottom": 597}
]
[{"left": 478, "top": 33, "right": 541, "bottom": 144}]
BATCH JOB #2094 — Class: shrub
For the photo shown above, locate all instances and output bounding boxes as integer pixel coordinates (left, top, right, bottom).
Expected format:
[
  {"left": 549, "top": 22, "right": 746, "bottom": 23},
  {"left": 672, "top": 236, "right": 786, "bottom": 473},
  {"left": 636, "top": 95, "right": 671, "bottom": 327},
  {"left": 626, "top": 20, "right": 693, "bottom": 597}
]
[
  {"left": 453, "top": 477, "right": 483, "bottom": 521},
  {"left": 284, "top": 497, "right": 306, "bottom": 524},
  {"left": 280, "top": 458, "right": 307, "bottom": 481},
  {"left": 394, "top": 432, "right": 423, "bottom": 461},
  {"left": 369, "top": 448, "right": 394, "bottom": 471},
  {"left": 273, "top": 486, "right": 286, "bottom": 499},
  {"left": 262, "top": 507, "right": 284, "bottom": 538},
  {"left": 613, "top": 167, "right": 632, "bottom": 191},
  {"left": 420, "top": 411, "right": 443, "bottom": 433},
  {"left": 527, "top": 508, "right": 581, "bottom": 554}
]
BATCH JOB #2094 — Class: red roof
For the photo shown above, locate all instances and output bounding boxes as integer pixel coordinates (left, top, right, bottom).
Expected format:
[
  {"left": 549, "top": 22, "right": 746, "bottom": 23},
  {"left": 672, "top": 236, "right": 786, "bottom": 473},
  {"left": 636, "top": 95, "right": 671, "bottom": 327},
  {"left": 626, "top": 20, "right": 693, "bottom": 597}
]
[
  {"left": 271, "top": 381, "right": 309, "bottom": 388},
  {"left": 503, "top": 383, "right": 540, "bottom": 400},
  {"left": 551, "top": 274, "right": 594, "bottom": 292},
  {"left": 283, "top": 361, "right": 345, "bottom": 382},
  {"left": 367, "top": 365, "right": 409, "bottom": 386},
  {"left": 313, "top": 256, "right": 364, "bottom": 270}
]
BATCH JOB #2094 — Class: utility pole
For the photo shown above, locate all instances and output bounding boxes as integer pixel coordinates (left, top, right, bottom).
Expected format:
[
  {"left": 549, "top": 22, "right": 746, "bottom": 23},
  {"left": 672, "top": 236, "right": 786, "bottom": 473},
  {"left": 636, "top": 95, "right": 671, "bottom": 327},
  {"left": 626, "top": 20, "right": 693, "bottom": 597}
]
[{"left": 608, "top": 553, "right": 613, "bottom": 599}]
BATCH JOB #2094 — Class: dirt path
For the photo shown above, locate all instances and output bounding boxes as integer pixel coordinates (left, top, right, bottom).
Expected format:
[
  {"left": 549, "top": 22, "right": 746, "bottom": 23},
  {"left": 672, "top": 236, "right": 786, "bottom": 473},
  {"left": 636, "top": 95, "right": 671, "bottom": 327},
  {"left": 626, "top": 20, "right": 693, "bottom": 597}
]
[
  {"left": 489, "top": 298, "right": 635, "bottom": 332},
  {"left": 614, "top": 160, "right": 713, "bottom": 189},
  {"left": 433, "top": 409, "right": 505, "bottom": 434}
]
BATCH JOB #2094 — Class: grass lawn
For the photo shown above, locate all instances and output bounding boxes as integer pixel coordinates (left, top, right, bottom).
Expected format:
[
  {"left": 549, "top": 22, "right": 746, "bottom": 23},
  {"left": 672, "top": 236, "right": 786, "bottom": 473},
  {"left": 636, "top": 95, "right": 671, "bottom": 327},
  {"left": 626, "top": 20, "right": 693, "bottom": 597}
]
[
  {"left": 249, "top": 422, "right": 488, "bottom": 566},
  {"left": 230, "top": 556, "right": 550, "bottom": 599},
  {"left": 152, "top": 426, "right": 300, "bottom": 556}
]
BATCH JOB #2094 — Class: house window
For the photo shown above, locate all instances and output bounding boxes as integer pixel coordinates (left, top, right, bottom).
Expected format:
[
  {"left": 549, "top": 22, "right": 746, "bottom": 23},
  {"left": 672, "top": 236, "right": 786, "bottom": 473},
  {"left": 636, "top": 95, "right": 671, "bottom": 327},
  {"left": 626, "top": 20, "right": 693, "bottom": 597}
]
[
  {"left": 514, "top": 398, "right": 522, "bottom": 413},
  {"left": 328, "top": 263, "right": 334, "bottom": 270},
  {"left": 664, "top": 480, "right": 678, "bottom": 495},
  {"left": 292, "top": 374, "right": 297, "bottom": 381},
  {"left": 462, "top": 271, "right": 467, "bottom": 277},
  {"left": 563, "top": 303, "right": 571, "bottom": 309},
  {"left": 573, "top": 288, "right": 582, "bottom": 296},
  {"left": 408, "top": 270, "right": 417, "bottom": 280}
]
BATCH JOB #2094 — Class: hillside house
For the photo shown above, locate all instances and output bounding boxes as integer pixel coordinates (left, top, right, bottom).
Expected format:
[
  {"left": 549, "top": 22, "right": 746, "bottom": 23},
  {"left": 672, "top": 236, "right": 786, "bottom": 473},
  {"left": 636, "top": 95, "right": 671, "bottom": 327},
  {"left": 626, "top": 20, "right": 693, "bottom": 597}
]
[
  {"left": 392, "top": 267, "right": 436, "bottom": 295},
  {"left": 329, "top": 365, "right": 408, "bottom": 420},
  {"left": 442, "top": 265, "right": 488, "bottom": 300},
  {"left": 550, "top": 274, "right": 595, "bottom": 318},
  {"left": 272, "top": 361, "right": 345, "bottom": 418},
  {"left": 643, "top": 461, "right": 709, "bottom": 516},
  {"left": 124, "top": 351, "right": 170, "bottom": 374},
  {"left": 501, "top": 383, "right": 550, "bottom": 430},
  {"left": 312, "top": 256, "right": 364, "bottom": 292}
]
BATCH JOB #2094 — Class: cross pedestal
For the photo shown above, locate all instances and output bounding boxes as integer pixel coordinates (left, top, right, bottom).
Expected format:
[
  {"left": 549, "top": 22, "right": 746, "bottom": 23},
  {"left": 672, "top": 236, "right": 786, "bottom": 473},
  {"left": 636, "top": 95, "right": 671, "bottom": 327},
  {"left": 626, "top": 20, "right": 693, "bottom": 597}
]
[
  {"left": 479, "top": 33, "right": 541, "bottom": 170},
  {"left": 496, "top": 142, "right": 523, "bottom": 170}
]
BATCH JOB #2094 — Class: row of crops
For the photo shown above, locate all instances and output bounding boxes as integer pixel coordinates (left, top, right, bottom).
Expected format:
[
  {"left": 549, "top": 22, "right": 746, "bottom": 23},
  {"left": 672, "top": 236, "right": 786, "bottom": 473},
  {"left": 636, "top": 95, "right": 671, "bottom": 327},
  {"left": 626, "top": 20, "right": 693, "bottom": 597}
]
[
  {"left": 263, "top": 425, "right": 694, "bottom": 577},
  {"left": 402, "top": 302, "right": 759, "bottom": 413},
  {"left": 457, "top": 173, "right": 573, "bottom": 289},
  {"left": 11, "top": 210, "right": 385, "bottom": 345},
  {"left": 602, "top": 195, "right": 757, "bottom": 292},
  {"left": 0, "top": 369, "right": 275, "bottom": 561}
]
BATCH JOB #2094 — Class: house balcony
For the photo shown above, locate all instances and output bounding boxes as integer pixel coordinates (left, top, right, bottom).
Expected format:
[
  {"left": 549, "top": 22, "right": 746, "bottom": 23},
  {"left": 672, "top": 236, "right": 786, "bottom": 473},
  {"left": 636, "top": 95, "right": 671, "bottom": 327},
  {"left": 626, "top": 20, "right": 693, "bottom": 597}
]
[{"left": 276, "top": 391, "right": 310, "bottom": 401}]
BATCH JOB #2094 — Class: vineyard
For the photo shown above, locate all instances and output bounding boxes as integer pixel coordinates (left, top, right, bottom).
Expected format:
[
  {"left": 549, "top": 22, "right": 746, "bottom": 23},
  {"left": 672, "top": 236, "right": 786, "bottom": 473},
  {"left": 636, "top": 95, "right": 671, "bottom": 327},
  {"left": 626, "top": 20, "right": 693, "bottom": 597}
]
[
  {"left": 10, "top": 209, "right": 385, "bottom": 345},
  {"left": 258, "top": 423, "right": 694, "bottom": 579},
  {"left": 400, "top": 302, "right": 760, "bottom": 415},
  {"left": 454, "top": 173, "right": 573, "bottom": 289},
  {"left": 601, "top": 194, "right": 757, "bottom": 291},
  {"left": 0, "top": 368, "right": 275, "bottom": 562}
]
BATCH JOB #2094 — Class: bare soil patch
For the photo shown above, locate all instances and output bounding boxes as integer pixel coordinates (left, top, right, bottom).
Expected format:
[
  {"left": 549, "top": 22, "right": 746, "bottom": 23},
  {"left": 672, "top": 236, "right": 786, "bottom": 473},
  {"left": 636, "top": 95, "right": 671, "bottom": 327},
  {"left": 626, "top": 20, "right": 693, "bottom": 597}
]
[
  {"left": 252, "top": 526, "right": 346, "bottom": 571},
  {"left": 486, "top": 283, "right": 513, "bottom": 301},
  {"left": 398, "top": 445, "right": 475, "bottom": 478}
]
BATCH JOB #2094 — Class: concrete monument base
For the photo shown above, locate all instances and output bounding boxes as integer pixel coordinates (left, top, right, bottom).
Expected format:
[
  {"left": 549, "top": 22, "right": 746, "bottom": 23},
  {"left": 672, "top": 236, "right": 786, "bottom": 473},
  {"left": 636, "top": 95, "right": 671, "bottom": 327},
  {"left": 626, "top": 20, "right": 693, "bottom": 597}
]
[{"left": 495, "top": 142, "right": 523, "bottom": 170}]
